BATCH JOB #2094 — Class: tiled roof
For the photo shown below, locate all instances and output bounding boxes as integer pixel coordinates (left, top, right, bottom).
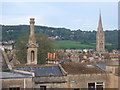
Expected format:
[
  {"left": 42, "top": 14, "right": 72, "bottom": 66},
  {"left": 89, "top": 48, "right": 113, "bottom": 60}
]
[{"left": 61, "top": 62, "right": 106, "bottom": 75}]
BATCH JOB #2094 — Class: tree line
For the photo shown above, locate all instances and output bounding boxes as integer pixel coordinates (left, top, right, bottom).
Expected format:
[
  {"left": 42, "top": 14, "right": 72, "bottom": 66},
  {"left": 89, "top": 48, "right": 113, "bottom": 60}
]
[{"left": 2, "top": 25, "right": 118, "bottom": 51}]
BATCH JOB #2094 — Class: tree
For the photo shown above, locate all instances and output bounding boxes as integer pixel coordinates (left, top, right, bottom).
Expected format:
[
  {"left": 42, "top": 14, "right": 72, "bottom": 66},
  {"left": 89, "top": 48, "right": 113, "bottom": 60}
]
[{"left": 14, "top": 33, "right": 55, "bottom": 64}]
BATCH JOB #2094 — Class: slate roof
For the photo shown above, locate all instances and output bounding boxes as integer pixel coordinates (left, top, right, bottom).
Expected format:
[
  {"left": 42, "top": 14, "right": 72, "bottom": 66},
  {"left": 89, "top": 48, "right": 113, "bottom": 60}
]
[
  {"left": 16, "top": 65, "right": 65, "bottom": 77},
  {"left": 96, "top": 61, "right": 106, "bottom": 71},
  {"left": 61, "top": 62, "right": 106, "bottom": 75}
]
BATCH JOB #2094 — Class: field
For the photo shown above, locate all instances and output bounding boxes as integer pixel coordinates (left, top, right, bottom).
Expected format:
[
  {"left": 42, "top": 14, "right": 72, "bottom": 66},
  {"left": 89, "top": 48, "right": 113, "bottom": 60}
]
[
  {"left": 53, "top": 40, "right": 95, "bottom": 49},
  {"left": 53, "top": 40, "right": 113, "bottom": 49}
]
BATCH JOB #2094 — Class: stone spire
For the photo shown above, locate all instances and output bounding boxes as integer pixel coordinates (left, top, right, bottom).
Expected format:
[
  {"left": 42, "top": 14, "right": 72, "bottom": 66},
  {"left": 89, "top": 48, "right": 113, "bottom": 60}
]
[
  {"left": 96, "top": 12, "right": 105, "bottom": 53},
  {"left": 29, "top": 18, "right": 36, "bottom": 44},
  {"left": 98, "top": 12, "right": 103, "bottom": 31},
  {"left": 27, "top": 18, "right": 38, "bottom": 65}
]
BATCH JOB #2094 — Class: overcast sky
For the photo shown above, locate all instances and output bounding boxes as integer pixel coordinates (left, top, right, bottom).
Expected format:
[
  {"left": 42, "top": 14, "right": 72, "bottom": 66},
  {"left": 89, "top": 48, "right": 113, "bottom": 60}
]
[{"left": 1, "top": 1, "right": 118, "bottom": 31}]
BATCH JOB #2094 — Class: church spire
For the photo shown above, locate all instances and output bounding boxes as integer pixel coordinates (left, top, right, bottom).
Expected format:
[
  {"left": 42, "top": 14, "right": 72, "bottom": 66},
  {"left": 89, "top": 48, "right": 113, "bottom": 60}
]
[
  {"left": 96, "top": 11, "right": 105, "bottom": 53},
  {"left": 98, "top": 11, "right": 103, "bottom": 31}
]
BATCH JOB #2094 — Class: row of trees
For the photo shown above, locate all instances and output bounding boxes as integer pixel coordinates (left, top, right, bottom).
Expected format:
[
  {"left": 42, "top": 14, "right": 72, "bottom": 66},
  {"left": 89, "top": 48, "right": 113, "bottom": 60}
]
[
  {"left": 2, "top": 25, "right": 118, "bottom": 52},
  {"left": 2, "top": 25, "right": 118, "bottom": 44}
]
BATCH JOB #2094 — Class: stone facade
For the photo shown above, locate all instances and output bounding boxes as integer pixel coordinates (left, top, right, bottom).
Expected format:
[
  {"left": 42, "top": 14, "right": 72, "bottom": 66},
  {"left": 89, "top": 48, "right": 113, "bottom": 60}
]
[
  {"left": 34, "top": 76, "right": 67, "bottom": 88},
  {"left": 96, "top": 13, "right": 105, "bottom": 53},
  {"left": 27, "top": 18, "right": 38, "bottom": 65},
  {"left": 1, "top": 78, "right": 33, "bottom": 89},
  {"left": 66, "top": 74, "right": 108, "bottom": 88}
]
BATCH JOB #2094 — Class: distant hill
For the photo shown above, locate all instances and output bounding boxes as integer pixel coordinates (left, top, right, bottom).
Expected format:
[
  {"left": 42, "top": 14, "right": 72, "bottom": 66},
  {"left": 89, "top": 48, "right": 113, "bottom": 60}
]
[{"left": 2, "top": 25, "right": 118, "bottom": 51}]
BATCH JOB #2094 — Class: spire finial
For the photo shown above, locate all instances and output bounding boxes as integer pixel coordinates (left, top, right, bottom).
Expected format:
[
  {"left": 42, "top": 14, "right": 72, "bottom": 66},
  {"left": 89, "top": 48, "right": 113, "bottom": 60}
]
[
  {"left": 99, "top": 9, "right": 102, "bottom": 19},
  {"left": 99, "top": 9, "right": 101, "bottom": 15},
  {"left": 98, "top": 9, "right": 103, "bottom": 30}
]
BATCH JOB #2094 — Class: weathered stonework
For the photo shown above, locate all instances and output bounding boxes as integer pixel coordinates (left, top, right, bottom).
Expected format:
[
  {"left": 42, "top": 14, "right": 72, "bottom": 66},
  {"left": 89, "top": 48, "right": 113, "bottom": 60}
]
[
  {"left": 67, "top": 74, "right": 108, "bottom": 88},
  {"left": 1, "top": 78, "right": 33, "bottom": 89},
  {"left": 27, "top": 18, "right": 38, "bottom": 65},
  {"left": 96, "top": 13, "right": 105, "bottom": 53}
]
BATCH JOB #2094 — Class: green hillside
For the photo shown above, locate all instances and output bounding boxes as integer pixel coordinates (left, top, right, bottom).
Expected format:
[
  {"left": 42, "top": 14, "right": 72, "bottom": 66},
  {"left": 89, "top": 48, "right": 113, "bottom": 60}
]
[
  {"left": 2, "top": 25, "right": 118, "bottom": 51},
  {"left": 53, "top": 40, "right": 113, "bottom": 50},
  {"left": 54, "top": 40, "right": 95, "bottom": 49}
]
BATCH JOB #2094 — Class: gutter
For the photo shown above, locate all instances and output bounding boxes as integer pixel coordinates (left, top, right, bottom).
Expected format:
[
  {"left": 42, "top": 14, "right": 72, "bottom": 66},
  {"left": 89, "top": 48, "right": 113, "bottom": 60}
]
[{"left": 13, "top": 69, "right": 35, "bottom": 77}]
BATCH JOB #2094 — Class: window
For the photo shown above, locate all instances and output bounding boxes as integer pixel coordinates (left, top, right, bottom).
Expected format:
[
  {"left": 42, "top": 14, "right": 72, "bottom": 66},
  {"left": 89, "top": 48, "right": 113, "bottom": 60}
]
[
  {"left": 88, "top": 82, "right": 104, "bottom": 90},
  {"left": 9, "top": 87, "right": 20, "bottom": 90},
  {"left": 31, "top": 50, "right": 35, "bottom": 62},
  {"left": 96, "top": 82, "right": 104, "bottom": 90},
  {"left": 40, "top": 86, "right": 46, "bottom": 90},
  {"left": 88, "top": 83, "right": 95, "bottom": 90}
]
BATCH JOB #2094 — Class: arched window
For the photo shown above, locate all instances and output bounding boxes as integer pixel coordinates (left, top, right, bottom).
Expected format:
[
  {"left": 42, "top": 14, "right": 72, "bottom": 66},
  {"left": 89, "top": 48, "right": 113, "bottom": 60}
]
[{"left": 31, "top": 50, "right": 35, "bottom": 62}]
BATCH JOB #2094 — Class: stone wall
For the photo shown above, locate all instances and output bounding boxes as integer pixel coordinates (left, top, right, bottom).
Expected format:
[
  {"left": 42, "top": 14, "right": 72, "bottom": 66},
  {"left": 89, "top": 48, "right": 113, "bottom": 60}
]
[
  {"left": 66, "top": 74, "right": 108, "bottom": 88},
  {"left": 1, "top": 78, "right": 33, "bottom": 89},
  {"left": 2, "top": 73, "right": 119, "bottom": 89},
  {"left": 107, "top": 74, "right": 119, "bottom": 88},
  {"left": 34, "top": 76, "right": 67, "bottom": 88},
  {"left": 34, "top": 82, "right": 67, "bottom": 88},
  {"left": 34, "top": 74, "right": 110, "bottom": 89},
  {"left": 34, "top": 76, "right": 67, "bottom": 83}
]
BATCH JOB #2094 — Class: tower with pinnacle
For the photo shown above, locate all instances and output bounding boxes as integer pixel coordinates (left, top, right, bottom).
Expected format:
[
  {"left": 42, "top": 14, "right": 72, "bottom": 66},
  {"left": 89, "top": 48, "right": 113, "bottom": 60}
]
[
  {"left": 27, "top": 18, "right": 38, "bottom": 64},
  {"left": 96, "top": 12, "right": 105, "bottom": 53}
]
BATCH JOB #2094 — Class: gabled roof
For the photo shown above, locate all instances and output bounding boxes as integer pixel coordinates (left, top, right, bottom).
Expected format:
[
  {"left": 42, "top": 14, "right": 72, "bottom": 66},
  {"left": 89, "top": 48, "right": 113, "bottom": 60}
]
[
  {"left": 61, "top": 62, "right": 106, "bottom": 75},
  {"left": 16, "top": 65, "right": 66, "bottom": 77}
]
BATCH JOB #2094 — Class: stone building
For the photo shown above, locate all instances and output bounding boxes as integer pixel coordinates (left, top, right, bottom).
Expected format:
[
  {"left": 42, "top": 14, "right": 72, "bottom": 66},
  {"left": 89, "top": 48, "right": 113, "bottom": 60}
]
[
  {"left": 96, "top": 12, "right": 105, "bottom": 53},
  {"left": 27, "top": 18, "right": 38, "bottom": 65},
  {"left": 15, "top": 62, "right": 119, "bottom": 89},
  {"left": 0, "top": 72, "right": 33, "bottom": 89},
  {"left": 106, "top": 59, "right": 120, "bottom": 88},
  {"left": 0, "top": 49, "right": 34, "bottom": 90},
  {"left": 16, "top": 64, "right": 67, "bottom": 89},
  {"left": 61, "top": 63, "right": 107, "bottom": 89}
]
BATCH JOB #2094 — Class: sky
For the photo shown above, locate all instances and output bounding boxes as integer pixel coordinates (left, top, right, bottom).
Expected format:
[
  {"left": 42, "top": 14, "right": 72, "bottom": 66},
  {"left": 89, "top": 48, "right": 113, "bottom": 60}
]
[{"left": 1, "top": 1, "right": 118, "bottom": 31}]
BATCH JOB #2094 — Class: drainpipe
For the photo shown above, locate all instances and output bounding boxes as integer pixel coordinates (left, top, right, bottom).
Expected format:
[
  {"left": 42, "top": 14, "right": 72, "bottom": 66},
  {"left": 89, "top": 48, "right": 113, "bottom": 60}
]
[{"left": 24, "top": 78, "right": 26, "bottom": 88}]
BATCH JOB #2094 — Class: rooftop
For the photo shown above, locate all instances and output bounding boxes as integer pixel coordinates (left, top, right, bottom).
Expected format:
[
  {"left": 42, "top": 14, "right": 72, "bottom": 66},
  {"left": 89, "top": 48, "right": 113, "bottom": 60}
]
[
  {"left": 61, "top": 62, "right": 106, "bottom": 75},
  {"left": 109, "top": 54, "right": 120, "bottom": 57},
  {"left": 16, "top": 65, "right": 66, "bottom": 77}
]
